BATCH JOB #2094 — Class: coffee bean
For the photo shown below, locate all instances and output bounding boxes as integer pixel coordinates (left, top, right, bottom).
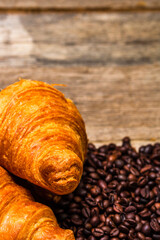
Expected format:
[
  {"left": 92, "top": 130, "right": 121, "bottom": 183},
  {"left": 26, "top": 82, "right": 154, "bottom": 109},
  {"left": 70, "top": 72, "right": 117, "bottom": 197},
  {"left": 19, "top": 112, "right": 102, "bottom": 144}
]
[
  {"left": 103, "top": 200, "right": 110, "bottom": 208},
  {"left": 91, "top": 207, "right": 99, "bottom": 217},
  {"left": 113, "top": 203, "right": 123, "bottom": 213},
  {"left": 114, "top": 214, "right": 121, "bottom": 224},
  {"left": 85, "top": 197, "right": 97, "bottom": 207},
  {"left": 110, "top": 228, "right": 119, "bottom": 237},
  {"left": 98, "top": 180, "right": 107, "bottom": 190},
  {"left": 100, "top": 236, "right": 109, "bottom": 240},
  {"left": 140, "top": 165, "right": 152, "bottom": 174},
  {"left": 142, "top": 222, "right": 151, "bottom": 235},
  {"left": 125, "top": 206, "right": 136, "bottom": 213},
  {"left": 82, "top": 207, "right": 90, "bottom": 218},
  {"left": 150, "top": 218, "right": 160, "bottom": 232},
  {"left": 92, "top": 228, "right": 104, "bottom": 237},
  {"left": 119, "top": 224, "right": 129, "bottom": 233},
  {"left": 137, "top": 232, "right": 145, "bottom": 240},
  {"left": 90, "top": 216, "right": 100, "bottom": 227},
  {"left": 71, "top": 215, "right": 83, "bottom": 225},
  {"left": 119, "top": 232, "right": 127, "bottom": 238},
  {"left": 115, "top": 159, "right": 124, "bottom": 168},
  {"left": 153, "top": 234, "right": 160, "bottom": 240},
  {"left": 90, "top": 186, "right": 101, "bottom": 196},
  {"left": 130, "top": 167, "right": 140, "bottom": 176},
  {"left": 102, "top": 225, "right": 111, "bottom": 234}
]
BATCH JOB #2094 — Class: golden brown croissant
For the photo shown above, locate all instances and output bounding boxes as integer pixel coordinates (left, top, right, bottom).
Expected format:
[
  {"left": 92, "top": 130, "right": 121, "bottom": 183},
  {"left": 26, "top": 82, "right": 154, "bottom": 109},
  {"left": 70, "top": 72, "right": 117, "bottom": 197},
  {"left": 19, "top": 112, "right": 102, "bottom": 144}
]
[
  {"left": 0, "top": 79, "right": 87, "bottom": 195},
  {"left": 0, "top": 166, "right": 74, "bottom": 240}
]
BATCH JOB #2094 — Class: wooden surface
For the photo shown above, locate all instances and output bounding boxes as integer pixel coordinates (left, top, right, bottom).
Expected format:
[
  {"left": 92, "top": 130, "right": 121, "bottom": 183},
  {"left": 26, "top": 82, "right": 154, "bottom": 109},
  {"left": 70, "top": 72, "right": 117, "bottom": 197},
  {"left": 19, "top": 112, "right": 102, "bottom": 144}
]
[
  {"left": 0, "top": 1, "right": 160, "bottom": 10},
  {"left": 0, "top": 3, "right": 160, "bottom": 148}
]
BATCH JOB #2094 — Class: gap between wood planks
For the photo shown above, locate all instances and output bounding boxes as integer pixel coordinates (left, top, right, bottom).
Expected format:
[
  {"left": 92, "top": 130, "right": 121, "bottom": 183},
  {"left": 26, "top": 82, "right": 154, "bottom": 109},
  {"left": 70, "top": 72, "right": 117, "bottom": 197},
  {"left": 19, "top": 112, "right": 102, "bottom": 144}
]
[{"left": 0, "top": 8, "right": 159, "bottom": 14}]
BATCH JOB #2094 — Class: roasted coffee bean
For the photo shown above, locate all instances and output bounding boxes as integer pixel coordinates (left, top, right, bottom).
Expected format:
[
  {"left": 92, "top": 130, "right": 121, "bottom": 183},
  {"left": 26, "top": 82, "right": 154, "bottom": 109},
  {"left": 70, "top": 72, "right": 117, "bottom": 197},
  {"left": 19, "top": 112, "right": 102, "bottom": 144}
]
[
  {"left": 142, "top": 222, "right": 151, "bottom": 235},
  {"left": 153, "top": 234, "right": 160, "bottom": 240},
  {"left": 137, "top": 232, "right": 145, "bottom": 240},
  {"left": 85, "top": 197, "right": 97, "bottom": 207},
  {"left": 100, "top": 236, "right": 109, "bottom": 240},
  {"left": 114, "top": 214, "right": 121, "bottom": 224},
  {"left": 125, "top": 206, "right": 136, "bottom": 213},
  {"left": 110, "top": 228, "right": 119, "bottom": 237},
  {"left": 90, "top": 186, "right": 101, "bottom": 196},
  {"left": 150, "top": 218, "right": 160, "bottom": 232},
  {"left": 119, "top": 224, "right": 129, "bottom": 233},
  {"left": 113, "top": 203, "right": 123, "bottom": 213},
  {"left": 102, "top": 225, "right": 111, "bottom": 234},
  {"left": 82, "top": 207, "right": 90, "bottom": 218},
  {"left": 92, "top": 228, "right": 104, "bottom": 237},
  {"left": 98, "top": 180, "right": 107, "bottom": 190},
  {"left": 90, "top": 216, "right": 100, "bottom": 227},
  {"left": 91, "top": 207, "right": 99, "bottom": 217}
]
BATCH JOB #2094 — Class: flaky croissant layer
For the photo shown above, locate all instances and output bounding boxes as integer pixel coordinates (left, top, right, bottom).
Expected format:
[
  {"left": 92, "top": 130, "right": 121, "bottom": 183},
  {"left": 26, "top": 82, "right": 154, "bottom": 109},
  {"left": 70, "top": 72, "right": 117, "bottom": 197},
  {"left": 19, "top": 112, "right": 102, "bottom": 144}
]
[
  {"left": 0, "top": 166, "right": 75, "bottom": 240},
  {"left": 0, "top": 80, "right": 87, "bottom": 195}
]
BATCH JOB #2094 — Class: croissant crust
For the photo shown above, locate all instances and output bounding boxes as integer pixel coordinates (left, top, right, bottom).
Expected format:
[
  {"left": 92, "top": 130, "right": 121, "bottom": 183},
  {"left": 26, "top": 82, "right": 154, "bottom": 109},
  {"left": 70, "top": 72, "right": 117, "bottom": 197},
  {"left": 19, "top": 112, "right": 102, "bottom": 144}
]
[
  {"left": 0, "top": 166, "right": 75, "bottom": 240},
  {"left": 0, "top": 80, "right": 87, "bottom": 195}
]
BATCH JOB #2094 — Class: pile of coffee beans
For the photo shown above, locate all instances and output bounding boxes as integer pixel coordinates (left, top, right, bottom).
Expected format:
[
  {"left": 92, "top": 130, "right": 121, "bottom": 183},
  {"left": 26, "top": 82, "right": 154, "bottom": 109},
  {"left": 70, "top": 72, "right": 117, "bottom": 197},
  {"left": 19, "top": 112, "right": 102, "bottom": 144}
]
[{"left": 53, "top": 137, "right": 160, "bottom": 240}]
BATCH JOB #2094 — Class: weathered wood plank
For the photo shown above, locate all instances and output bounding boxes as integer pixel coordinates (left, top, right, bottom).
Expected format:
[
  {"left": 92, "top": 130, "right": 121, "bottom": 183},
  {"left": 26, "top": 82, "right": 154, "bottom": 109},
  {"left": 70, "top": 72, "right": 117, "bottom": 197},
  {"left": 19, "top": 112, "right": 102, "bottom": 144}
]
[
  {"left": 0, "top": 64, "right": 160, "bottom": 148},
  {"left": 0, "top": 0, "right": 159, "bottom": 10},
  {"left": 0, "top": 12, "right": 159, "bottom": 67}
]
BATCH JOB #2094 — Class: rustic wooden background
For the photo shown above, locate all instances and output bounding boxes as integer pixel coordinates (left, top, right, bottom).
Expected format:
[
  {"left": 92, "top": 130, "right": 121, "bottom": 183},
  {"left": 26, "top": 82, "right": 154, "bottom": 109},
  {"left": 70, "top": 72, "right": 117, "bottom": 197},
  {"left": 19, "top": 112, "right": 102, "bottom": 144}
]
[{"left": 0, "top": 1, "right": 160, "bottom": 149}]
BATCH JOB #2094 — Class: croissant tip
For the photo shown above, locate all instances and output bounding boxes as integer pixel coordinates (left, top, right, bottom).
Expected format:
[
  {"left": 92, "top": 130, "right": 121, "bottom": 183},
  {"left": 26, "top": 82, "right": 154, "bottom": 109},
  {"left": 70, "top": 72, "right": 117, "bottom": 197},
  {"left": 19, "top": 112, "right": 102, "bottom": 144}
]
[{"left": 64, "top": 230, "right": 75, "bottom": 240}]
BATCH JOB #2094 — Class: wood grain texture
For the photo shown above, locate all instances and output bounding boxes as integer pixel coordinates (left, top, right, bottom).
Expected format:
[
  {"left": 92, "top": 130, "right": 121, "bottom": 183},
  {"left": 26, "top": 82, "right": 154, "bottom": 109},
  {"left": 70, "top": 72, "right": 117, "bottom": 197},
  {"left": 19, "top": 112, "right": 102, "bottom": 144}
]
[
  {"left": 0, "top": 12, "right": 159, "bottom": 67},
  {"left": 0, "top": 11, "right": 160, "bottom": 147},
  {"left": 0, "top": 64, "right": 160, "bottom": 149},
  {"left": 0, "top": 0, "right": 159, "bottom": 10}
]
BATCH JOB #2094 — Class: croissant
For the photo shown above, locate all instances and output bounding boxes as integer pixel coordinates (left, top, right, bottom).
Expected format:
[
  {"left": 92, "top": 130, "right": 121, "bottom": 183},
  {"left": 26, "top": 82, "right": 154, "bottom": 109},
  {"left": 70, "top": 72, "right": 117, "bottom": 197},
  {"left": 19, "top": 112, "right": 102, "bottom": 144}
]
[
  {"left": 0, "top": 80, "right": 87, "bottom": 195},
  {"left": 0, "top": 166, "right": 74, "bottom": 240}
]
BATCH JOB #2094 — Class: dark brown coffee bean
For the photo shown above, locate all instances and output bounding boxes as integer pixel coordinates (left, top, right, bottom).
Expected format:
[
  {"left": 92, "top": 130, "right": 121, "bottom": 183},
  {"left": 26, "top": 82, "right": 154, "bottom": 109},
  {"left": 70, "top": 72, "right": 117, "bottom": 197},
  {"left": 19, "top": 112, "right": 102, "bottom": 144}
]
[
  {"left": 91, "top": 207, "right": 99, "bottom": 217},
  {"left": 137, "top": 176, "right": 147, "bottom": 186},
  {"left": 119, "top": 224, "right": 129, "bottom": 233},
  {"left": 88, "top": 236, "right": 96, "bottom": 240},
  {"left": 114, "top": 214, "right": 121, "bottom": 224},
  {"left": 126, "top": 212, "right": 135, "bottom": 219},
  {"left": 142, "top": 222, "right": 151, "bottom": 235},
  {"left": 97, "top": 169, "right": 107, "bottom": 177},
  {"left": 115, "top": 159, "right": 124, "bottom": 168},
  {"left": 100, "top": 214, "right": 106, "bottom": 222},
  {"left": 153, "top": 234, "right": 160, "bottom": 240},
  {"left": 125, "top": 206, "right": 136, "bottom": 213},
  {"left": 90, "top": 172, "right": 100, "bottom": 180},
  {"left": 130, "top": 167, "right": 140, "bottom": 176},
  {"left": 90, "top": 216, "right": 100, "bottom": 227},
  {"left": 139, "top": 208, "right": 151, "bottom": 218},
  {"left": 119, "top": 232, "right": 127, "bottom": 238},
  {"left": 105, "top": 174, "right": 112, "bottom": 183},
  {"left": 92, "top": 228, "right": 104, "bottom": 237},
  {"left": 71, "top": 215, "right": 83, "bottom": 225},
  {"left": 113, "top": 203, "right": 123, "bottom": 213},
  {"left": 103, "top": 200, "right": 110, "bottom": 208},
  {"left": 100, "top": 236, "right": 109, "bottom": 240},
  {"left": 108, "top": 180, "right": 118, "bottom": 189},
  {"left": 150, "top": 218, "right": 160, "bottom": 232},
  {"left": 82, "top": 207, "right": 90, "bottom": 218},
  {"left": 110, "top": 228, "right": 119, "bottom": 237},
  {"left": 137, "top": 232, "right": 145, "bottom": 240},
  {"left": 98, "top": 180, "right": 107, "bottom": 190},
  {"left": 102, "top": 225, "right": 111, "bottom": 234},
  {"left": 85, "top": 197, "right": 97, "bottom": 207},
  {"left": 135, "top": 222, "right": 142, "bottom": 232},
  {"left": 140, "top": 187, "right": 150, "bottom": 199},
  {"left": 90, "top": 186, "right": 101, "bottom": 196},
  {"left": 140, "top": 165, "right": 152, "bottom": 173}
]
